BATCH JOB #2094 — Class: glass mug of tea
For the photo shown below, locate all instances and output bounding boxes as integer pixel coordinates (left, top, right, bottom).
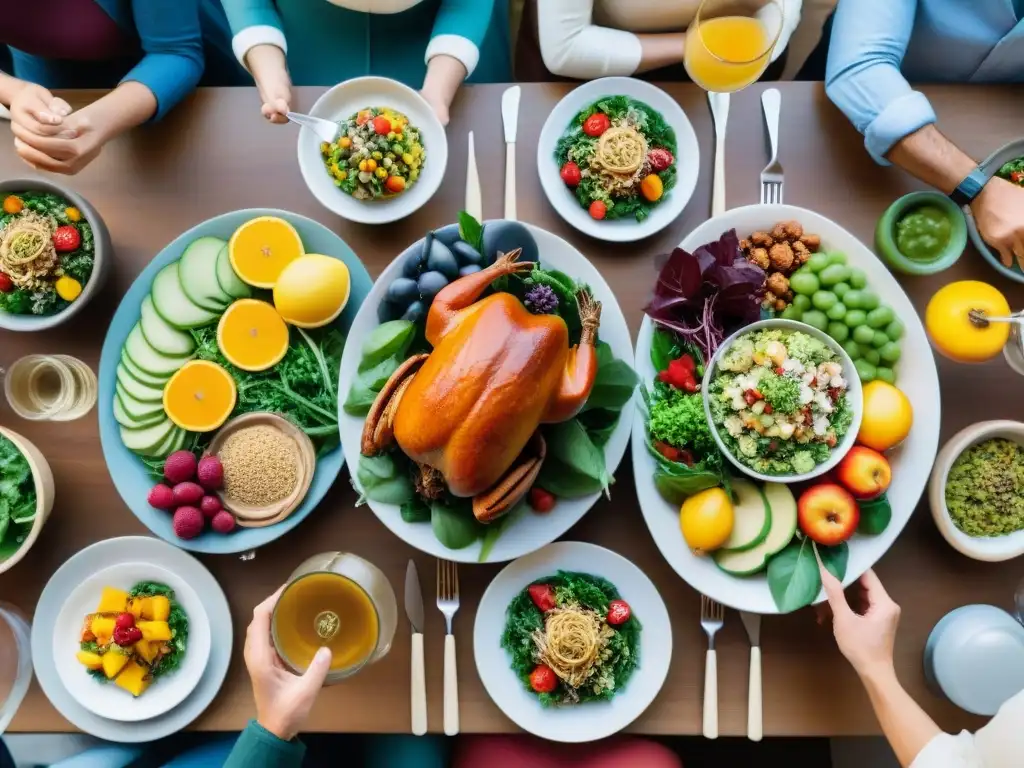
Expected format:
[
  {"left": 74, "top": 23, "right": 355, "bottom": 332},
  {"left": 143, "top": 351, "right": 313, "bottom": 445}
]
[{"left": 272, "top": 552, "right": 398, "bottom": 684}]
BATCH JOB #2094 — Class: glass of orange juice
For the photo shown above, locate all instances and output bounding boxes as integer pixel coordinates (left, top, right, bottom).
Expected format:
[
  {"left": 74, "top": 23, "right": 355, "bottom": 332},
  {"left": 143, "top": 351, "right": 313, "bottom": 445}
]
[
  {"left": 685, "top": 0, "right": 784, "bottom": 93},
  {"left": 272, "top": 552, "right": 397, "bottom": 684}
]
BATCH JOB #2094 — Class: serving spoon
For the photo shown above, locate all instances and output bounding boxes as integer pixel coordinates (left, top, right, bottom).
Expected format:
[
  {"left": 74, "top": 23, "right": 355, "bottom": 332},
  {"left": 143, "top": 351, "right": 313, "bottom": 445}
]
[{"left": 286, "top": 111, "right": 340, "bottom": 144}]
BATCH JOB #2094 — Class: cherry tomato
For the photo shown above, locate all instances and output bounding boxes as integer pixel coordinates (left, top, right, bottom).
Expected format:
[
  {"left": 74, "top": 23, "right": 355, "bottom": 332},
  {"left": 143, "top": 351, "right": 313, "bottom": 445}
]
[
  {"left": 385, "top": 176, "right": 406, "bottom": 194},
  {"left": 52, "top": 225, "right": 81, "bottom": 253},
  {"left": 559, "top": 161, "right": 582, "bottom": 187},
  {"left": 373, "top": 115, "right": 391, "bottom": 135},
  {"left": 588, "top": 200, "right": 607, "bottom": 220},
  {"left": 527, "top": 583, "right": 557, "bottom": 613},
  {"left": 356, "top": 110, "right": 372, "bottom": 125},
  {"left": 1012, "top": 170, "right": 1024, "bottom": 184},
  {"left": 583, "top": 113, "right": 611, "bottom": 137},
  {"left": 606, "top": 599, "right": 631, "bottom": 625},
  {"left": 528, "top": 487, "right": 556, "bottom": 513},
  {"left": 0, "top": 273, "right": 12, "bottom": 293},
  {"left": 529, "top": 664, "right": 558, "bottom": 693},
  {"left": 648, "top": 147, "right": 675, "bottom": 172}
]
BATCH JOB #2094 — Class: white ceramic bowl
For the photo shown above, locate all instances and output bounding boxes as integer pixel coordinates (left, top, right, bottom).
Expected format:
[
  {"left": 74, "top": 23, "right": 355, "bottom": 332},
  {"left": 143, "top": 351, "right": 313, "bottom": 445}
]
[
  {"left": 0, "top": 426, "right": 55, "bottom": 575},
  {"left": 702, "top": 318, "right": 863, "bottom": 484},
  {"left": 928, "top": 420, "right": 1024, "bottom": 561},
  {"left": 536, "top": 77, "right": 700, "bottom": 243},
  {"left": 297, "top": 77, "right": 447, "bottom": 225}
]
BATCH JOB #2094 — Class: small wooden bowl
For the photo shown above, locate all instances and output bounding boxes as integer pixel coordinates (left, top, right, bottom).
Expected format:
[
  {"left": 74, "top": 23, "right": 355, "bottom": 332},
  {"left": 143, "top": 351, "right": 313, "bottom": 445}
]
[
  {"left": 0, "top": 426, "right": 55, "bottom": 573},
  {"left": 206, "top": 413, "right": 316, "bottom": 529}
]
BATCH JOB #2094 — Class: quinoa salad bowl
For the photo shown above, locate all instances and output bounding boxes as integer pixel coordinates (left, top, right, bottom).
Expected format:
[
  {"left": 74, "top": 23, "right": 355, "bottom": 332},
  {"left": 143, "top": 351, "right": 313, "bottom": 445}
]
[
  {"left": 0, "top": 178, "right": 111, "bottom": 332},
  {"left": 703, "top": 319, "right": 863, "bottom": 483}
]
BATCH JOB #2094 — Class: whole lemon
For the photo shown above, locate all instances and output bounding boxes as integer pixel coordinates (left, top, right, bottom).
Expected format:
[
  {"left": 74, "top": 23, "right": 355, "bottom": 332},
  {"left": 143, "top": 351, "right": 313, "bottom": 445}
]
[
  {"left": 680, "top": 487, "right": 734, "bottom": 555},
  {"left": 925, "top": 280, "right": 1009, "bottom": 363},
  {"left": 273, "top": 254, "right": 351, "bottom": 328},
  {"left": 857, "top": 380, "right": 913, "bottom": 452}
]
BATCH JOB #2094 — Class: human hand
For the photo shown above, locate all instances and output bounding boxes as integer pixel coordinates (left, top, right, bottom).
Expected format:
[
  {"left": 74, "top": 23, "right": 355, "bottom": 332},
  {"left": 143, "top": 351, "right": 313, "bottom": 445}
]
[
  {"left": 419, "top": 86, "right": 450, "bottom": 126},
  {"left": 10, "top": 83, "right": 73, "bottom": 138},
  {"left": 247, "top": 45, "right": 292, "bottom": 124},
  {"left": 819, "top": 564, "right": 900, "bottom": 681},
  {"left": 244, "top": 587, "right": 333, "bottom": 741},
  {"left": 12, "top": 109, "right": 105, "bottom": 175},
  {"left": 971, "top": 176, "right": 1024, "bottom": 269}
]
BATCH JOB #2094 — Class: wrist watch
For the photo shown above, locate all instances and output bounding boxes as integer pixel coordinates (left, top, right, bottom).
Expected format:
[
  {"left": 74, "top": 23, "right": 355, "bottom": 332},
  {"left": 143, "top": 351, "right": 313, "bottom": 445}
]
[{"left": 949, "top": 167, "right": 989, "bottom": 207}]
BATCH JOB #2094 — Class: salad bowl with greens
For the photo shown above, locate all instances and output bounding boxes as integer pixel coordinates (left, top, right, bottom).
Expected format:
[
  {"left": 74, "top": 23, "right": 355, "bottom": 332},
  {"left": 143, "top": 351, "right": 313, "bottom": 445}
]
[{"left": 0, "top": 426, "right": 54, "bottom": 574}]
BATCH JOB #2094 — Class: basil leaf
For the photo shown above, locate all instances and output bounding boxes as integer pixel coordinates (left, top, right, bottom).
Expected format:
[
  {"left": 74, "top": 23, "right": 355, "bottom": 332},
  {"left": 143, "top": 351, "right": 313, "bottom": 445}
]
[
  {"left": 816, "top": 541, "right": 849, "bottom": 582},
  {"left": 400, "top": 496, "right": 431, "bottom": 523},
  {"left": 540, "top": 420, "right": 609, "bottom": 496},
  {"left": 343, "top": 354, "right": 403, "bottom": 416},
  {"left": 356, "top": 455, "right": 415, "bottom": 505},
  {"left": 458, "top": 211, "right": 484, "bottom": 252},
  {"left": 653, "top": 467, "right": 721, "bottom": 505},
  {"left": 582, "top": 359, "right": 637, "bottom": 412},
  {"left": 537, "top": 456, "right": 607, "bottom": 497},
  {"left": 431, "top": 500, "right": 483, "bottom": 550},
  {"left": 595, "top": 340, "right": 614, "bottom": 366},
  {"left": 576, "top": 408, "right": 620, "bottom": 448},
  {"left": 360, "top": 320, "right": 415, "bottom": 370},
  {"left": 767, "top": 538, "right": 821, "bottom": 613},
  {"left": 857, "top": 495, "right": 892, "bottom": 535},
  {"left": 650, "top": 328, "right": 677, "bottom": 372}
]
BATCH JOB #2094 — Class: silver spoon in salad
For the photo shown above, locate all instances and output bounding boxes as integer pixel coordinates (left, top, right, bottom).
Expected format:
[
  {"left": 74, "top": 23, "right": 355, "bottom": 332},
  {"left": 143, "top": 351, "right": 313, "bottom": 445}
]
[{"left": 285, "top": 111, "right": 339, "bottom": 143}]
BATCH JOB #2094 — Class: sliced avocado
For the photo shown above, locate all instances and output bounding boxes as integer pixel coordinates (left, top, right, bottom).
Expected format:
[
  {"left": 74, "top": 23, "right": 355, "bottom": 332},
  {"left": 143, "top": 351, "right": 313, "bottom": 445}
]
[
  {"left": 719, "top": 479, "right": 771, "bottom": 553},
  {"left": 714, "top": 482, "right": 798, "bottom": 576}
]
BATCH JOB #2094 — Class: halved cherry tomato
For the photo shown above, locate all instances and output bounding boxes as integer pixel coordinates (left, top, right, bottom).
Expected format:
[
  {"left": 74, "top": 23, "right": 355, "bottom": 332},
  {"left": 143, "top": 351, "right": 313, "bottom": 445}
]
[
  {"left": 528, "top": 487, "right": 556, "bottom": 513},
  {"left": 1011, "top": 170, "right": 1024, "bottom": 184},
  {"left": 529, "top": 664, "right": 558, "bottom": 693},
  {"left": 559, "top": 161, "right": 581, "bottom": 187},
  {"left": 527, "top": 583, "right": 556, "bottom": 612},
  {"left": 583, "top": 113, "right": 611, "bottom": 137},
  {"left": 607, "top": 599, "right": 631, "bottom": 625},
  {"left": 373, "top": 115, "right": 391, "bottom": 135},
  {"left": 385, "top": 176, "right": 406, "bottom": 194},
  {"left": 0, "top": 273, "right": 12, "bottom": 293},
  {"left": 588, "top": 200, "right": 607, "bottom": 220}
]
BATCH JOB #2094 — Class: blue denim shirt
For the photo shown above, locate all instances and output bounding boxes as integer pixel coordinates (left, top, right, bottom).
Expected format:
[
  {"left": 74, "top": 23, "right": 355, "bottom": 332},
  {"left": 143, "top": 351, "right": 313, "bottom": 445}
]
[{"left": 826, "top": 0, "right": 1024, "bottom": 164}]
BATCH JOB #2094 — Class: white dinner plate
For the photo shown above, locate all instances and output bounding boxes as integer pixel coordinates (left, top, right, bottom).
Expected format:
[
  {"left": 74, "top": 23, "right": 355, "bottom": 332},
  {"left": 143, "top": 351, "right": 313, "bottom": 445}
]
[
  {"left": 631, "top": 204, "right": 941, "bottom": 613},
  {"left": 32, "top": 537, "right": 232, "bottom": 741},
  {"left": 474, "top": 541, "right": 672, "bottom": 742},
  {"left": 338, "top": 222, "right": 635, "bottom": 563},
  {"left": 53, "top": 562, "right": 211, "bottom": 722},
  {"left": 537, "top": 77, "right": 700, "bottom": 243}
]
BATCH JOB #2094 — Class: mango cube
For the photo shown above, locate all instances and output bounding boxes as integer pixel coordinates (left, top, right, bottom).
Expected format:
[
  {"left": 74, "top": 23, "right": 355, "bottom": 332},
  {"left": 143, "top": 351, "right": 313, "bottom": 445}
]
[
  {"left": 96, "top": 587, "right": 128, "bottom": 614},
  {"left": 90, "top": 616, "right": 115, "bottom": 644},
  {"left": 147, "top": 596, "right": 170, "bottom": 622},
  {"left": 129, "top": 598, "right": 147, "bottom": 620},
  {"left": 114, "top": 660, "right": 151, "bottom": 697},
  {"left": 138, "top": 620, "right": 171, "bottom": 642},
  {"left": 134, "top": 640, "right": 158, "bottom": 665},
  {"left": 101, "top": 651, "right": 129, "bottom": 679},
  {"left": 76, "top": 651, "right": 103, "bottom": 670}
]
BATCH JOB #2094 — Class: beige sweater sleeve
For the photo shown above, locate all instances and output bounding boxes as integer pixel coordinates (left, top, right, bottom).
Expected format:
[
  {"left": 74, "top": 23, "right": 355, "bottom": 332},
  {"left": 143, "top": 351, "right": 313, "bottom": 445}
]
[{"left": 910, "top": 691, "right": 1024, "bottom": 768}]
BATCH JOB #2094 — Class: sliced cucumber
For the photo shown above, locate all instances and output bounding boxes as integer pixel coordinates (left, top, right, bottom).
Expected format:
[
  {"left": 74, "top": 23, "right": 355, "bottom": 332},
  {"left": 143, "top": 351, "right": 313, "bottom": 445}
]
[
  {"left": 215, "top": 243, "right": 251, "bottom": 299},
  {"left": 140, "top": 295, "right": 195, "bottom": 357},
  {"left": 116, "top": 364, "right": 164, "bottom": 403},
  {"left": 121, "top": 349, "right": 169, "bottom": 389},
  {"left": 120, "top": 417, "right": 176, "bottom": 457},
  {"left": 714, "top": 483, "right": 799, "bottom": 576},
  {"left": 124, "top": 323, "right": 190, "bottom": 378},
  {"left": 150, "top": 425, "right": 184, "bottom": 459},
  {"left": 113, "top": 394, "right": 166, "bottom": 429},
  {"left": 719, "top": 479, "right": 772, "bottom": 553},
  {"left": 180, "top": 236, "right": 232, "bottom": 312},
  {"left": 116, "top": 386, "right": 165, "bottom": 421},
  {"left": 151, "top": 263, "right": 219, "bottom": 330},
  {"left": 159, "top": 427, "right": 189, "bottom": 458}
]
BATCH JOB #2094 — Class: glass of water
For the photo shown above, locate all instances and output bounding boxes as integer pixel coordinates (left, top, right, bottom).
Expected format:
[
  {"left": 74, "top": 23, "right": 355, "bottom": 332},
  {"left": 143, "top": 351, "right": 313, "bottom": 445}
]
[
  {"left": 1016, "top": 577, "right": 1024, "bottom": 626},
  {"left": 0, "top": 602, "right": 32, "bottom": 734}
]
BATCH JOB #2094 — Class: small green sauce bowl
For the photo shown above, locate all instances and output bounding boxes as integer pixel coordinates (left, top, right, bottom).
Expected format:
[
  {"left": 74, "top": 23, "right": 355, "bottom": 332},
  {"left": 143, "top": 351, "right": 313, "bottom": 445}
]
[{"left": 875, "top": 191, "right": 967, "bottom": 275}]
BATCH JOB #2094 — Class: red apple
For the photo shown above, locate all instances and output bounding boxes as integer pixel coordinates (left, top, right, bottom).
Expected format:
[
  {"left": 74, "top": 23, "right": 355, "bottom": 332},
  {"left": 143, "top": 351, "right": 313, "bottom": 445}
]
[
  {"left": 797, "top": 483, "right": 860, "bottom": 546},
  {"left": 836, "top": 446, "right": 892, "bottom": 500}
]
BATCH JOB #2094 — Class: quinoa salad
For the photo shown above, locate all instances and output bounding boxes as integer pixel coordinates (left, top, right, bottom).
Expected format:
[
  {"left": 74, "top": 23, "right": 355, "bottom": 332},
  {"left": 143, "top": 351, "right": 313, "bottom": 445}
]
[
  {"left": 708, "top": 329, "right": 854, "bottom": 476},
  {"left": 320, "top": 107, "right": 425, "bottom": 201}
]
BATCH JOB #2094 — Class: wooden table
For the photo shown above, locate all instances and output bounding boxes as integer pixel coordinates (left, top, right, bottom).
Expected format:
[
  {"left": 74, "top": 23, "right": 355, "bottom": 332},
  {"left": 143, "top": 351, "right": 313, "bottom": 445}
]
[{"left": 1, "top": 82, "right": 1022, "bottom": 738}]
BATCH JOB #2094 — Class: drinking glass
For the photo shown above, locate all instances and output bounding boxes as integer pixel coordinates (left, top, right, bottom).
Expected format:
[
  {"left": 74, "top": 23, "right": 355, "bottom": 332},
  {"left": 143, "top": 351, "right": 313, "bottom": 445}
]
[
  {"left": 685, "top": 0, "right": 785, "bottom": 93},
  {"left": 0, "top": 602, "right": 32, "bottom": 734},
  {"left": 1015, "top": 576, "right": 1024, "bottom": 626}
]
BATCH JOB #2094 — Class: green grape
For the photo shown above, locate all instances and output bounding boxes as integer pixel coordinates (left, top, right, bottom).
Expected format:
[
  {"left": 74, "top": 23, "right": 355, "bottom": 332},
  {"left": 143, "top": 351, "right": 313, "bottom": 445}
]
[
  {"left": 885, "top": 318, "right": 905, "bottom": 340},
  {"left": 860, "top": 290, "right": 880, "bottom": 310},
  {"left": 792, "top": 293, "right": 812, "bottom": 311},
  {"left": 827, "top": 321, "right": 850, "bottom": 342},
  {"left": 819, "top": 264, "right": 852, "bottom": 286},
  {"left": 855, "top": 359, "right": 877, "bottom": 382},
  {"left": 842, "top": 339, "right": 862, "bottom": 360},
  {"left": 833, "top": 282, "right": 851, "bottom": 298},
  {"left": 844, "top": 309, "right": 867, "bottom": 327},
  {"left": 848, "top": 268, "right": 868, "bottom": 289},
  {"left": 843, "top": 290, "right": 865, "bottom": 309},
  {"left": 827, "top": 252, "right": 848, "bottom": 266},
  {"left": 853, "top": 325, "right": 876, "bottom": 345},
  {"left": 879, "top": 341, "right": 901, "bottom": 363},
  {"left": 806, "top": 253, "right": 831, "bottom": 273},
  {"left": 875, "top": 366, "right": 896, "bottom": 384},
  {"left": 863, "top": 349, "right": 881, "bottom": 366},
  {"left": 790, "top": 271, "right": 821, "bottom": 295},
  {"left": 812, "top": 290, "right": 838, "bottom": 311},
  {"left": 781, "top": 305, "right": 802, "bottom": 321},
  {"left": 872, "top": 330, "right": 889, "bottom": 348},
  {"left": 826, "top": 302, "right": 848, "bottom": 321},
  {"left": 801, "top": 309, "right": 829, "bottom": 331},
  {"left": 866, "top": 306, "right": 895, "bottom": 328}
]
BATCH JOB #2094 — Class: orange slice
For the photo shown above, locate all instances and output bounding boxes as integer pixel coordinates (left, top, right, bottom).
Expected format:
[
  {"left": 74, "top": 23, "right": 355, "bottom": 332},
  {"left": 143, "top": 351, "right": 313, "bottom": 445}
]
[
  {"left": 163, "top": 360, "right": 237, "bottom": 433},
  {"left": 228, "top": 216, "right": 305, "bottom": 289},
  {"left": 217, "top": 299, "right": 290, "bottom": 372},
  {"left": 273, "top": 254, "right": 351, "bottom": 328}
]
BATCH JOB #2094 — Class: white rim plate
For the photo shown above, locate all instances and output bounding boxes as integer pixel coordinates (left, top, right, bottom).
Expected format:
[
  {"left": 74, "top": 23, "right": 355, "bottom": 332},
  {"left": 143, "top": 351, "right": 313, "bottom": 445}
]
[
  {"left": 473, "top": 541, "right": 672, "bottom": 742},
  {"left": 31, "top": 536, "right": 232, "bottom": 741},
  {"left": 631, "top": 204, "right": 941, "bottom": 613},
  {"left": 536, "top": 77, "right": 700, "bottom": 243},
  {"left": 298, "top": 76, "right": 448, "bottom": 225},
  {"left": 338, "top": 223, "right": 635, "bottom": 563},
  {"left": 52, "top": 562, "right": 211, "bottom": 723}
]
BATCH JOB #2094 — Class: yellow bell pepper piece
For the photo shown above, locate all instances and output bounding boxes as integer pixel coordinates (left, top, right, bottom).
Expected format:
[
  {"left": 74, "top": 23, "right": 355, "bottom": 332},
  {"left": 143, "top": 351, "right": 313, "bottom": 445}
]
[
  {"left": 64, "top": 206, "right": 82, "bottom": 222},
  {"left": 55, "top": 276, "right": 82, "bottom": 302}
]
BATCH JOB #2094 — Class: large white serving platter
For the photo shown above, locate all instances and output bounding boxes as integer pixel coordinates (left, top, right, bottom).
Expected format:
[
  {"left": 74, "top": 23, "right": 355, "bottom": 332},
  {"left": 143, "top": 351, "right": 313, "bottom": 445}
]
[
  {"left": 338, "top": 223, "right": 635, "bottom": 563},
  {"left": 631, "top": 205, "right": 941, "bottom": 613}
]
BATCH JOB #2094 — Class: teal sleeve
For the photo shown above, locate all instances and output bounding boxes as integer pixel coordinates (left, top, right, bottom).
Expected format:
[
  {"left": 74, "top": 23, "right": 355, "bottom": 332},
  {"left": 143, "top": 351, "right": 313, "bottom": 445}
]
[
  {"left": 432, "top": 0, "right": 496, "bottom": 48},
  {"left": 222, "top": 720, "right": 306, "bottom": 768},
  {"left": 121, "top": 0, "right": 205, "bottom": 121},
  {"left": 220, "top": 0, "right": 285, "bottom": 36}
]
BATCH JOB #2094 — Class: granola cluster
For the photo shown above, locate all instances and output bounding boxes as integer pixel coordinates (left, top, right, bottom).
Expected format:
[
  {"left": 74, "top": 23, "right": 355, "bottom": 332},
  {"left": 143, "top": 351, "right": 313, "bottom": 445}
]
[{"left": 740, "top": 221, "right": 821, "bottom": 311}]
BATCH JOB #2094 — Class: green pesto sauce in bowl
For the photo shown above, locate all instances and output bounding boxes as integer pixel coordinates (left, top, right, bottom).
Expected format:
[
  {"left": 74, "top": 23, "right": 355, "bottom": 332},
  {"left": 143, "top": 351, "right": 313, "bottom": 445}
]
[
  {"left": 944, "top": 438, "right": 1024, "bottom": 537},
  {"left": 895, "top": 205, "right": 952, "bottom": 263}
]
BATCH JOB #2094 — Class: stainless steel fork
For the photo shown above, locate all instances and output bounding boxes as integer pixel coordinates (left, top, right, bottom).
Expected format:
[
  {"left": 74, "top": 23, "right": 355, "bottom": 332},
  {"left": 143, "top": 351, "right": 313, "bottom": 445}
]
[
  {"left": 285, "top": 111, "right": 339, "bottom": 143},
  {"left": 437, "top": 559, "right": 460, "bottom": 736},
  {"left": 760, "top": 88, "right": 783, "bottom": 205},
  {"left": 700, "top": 595, "right": 725, "bottom": 739}
]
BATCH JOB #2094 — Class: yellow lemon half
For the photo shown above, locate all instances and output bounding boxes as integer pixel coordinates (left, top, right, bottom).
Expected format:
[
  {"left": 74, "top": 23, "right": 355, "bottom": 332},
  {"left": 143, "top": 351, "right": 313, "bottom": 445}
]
[
  {"left": 273, "top": 254, "right": 351, "bottom": 329},
  {"left": 228, "top": 216, "right": 305, "bottom": 289},
  {"left": 217, "top": 299, "right": 290, "bottom": 372},
  {"left": 163, "top": 360, "right": 237, "bottom": 433}
]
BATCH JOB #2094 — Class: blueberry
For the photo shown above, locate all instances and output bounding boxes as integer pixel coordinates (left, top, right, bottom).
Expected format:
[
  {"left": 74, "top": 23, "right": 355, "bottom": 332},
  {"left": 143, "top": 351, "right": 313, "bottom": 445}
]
[
  {"left": 417, "top": 270, "right": 449, "bottom": 301},
  {"left": 426, "top": 240, "right": 459, "bottom": 280},
  {"left": 402, "top": 300, "right": 426, "bottom": 324},
  {"left": 401, "top": 244, "right": 427, "bottom": 278},
  {"left": 452, "top": 241, "right": 483, "bottom": 266},
  {"left": 377, "top": 299, "right": 403, "bottom": 323},
  {"left": 459, "top": 264, "right": 482, "bottom": 277},
  {"left": 482, "top": 221, "right": 538, "bottom": 266},
  {"left": 386, "top": 277, "right": 419, "bottom": 306}
]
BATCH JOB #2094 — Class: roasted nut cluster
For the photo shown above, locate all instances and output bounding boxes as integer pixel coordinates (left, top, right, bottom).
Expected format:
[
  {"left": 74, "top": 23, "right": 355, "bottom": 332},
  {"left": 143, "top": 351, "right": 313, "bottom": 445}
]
[{"left": 740, "top": 221, "right": 821, "bottom": 311}]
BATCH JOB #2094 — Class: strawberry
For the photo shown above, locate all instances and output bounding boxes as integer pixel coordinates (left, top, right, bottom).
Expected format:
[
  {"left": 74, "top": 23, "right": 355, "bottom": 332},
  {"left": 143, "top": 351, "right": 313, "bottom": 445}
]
[
  {"left": 52, "top": 225, "right": 80, "bottom": 253},
  {"left": 147, "top": 484, "right": 175, "bottom": 511},
  {"left": 115, "top": 613, "right": 135, "bottom": 630},
  {"left": 113, "top": 626, "right": 142, "bottom": 646}
]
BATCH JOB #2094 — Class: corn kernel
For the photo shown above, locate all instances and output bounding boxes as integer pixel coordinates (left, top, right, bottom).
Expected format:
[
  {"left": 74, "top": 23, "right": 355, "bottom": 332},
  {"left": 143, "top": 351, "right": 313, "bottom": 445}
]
[
  {"left": 365, "top": 158, "right": 377, "bottom": 171},
  {"left": 402, "top": 153, "right": 414, "bottom": 165},
  {"left": 64, "top": 206, "right": 81, "bottom": 222},
  {"left": 337, "top": 170, "right": 347, "bottom": 181},
  {"left": 375, "top": 167, "right": 388, "bottom": 179},
  {"left": 339, "top": 137, "right": 352, "bottom": 148}
]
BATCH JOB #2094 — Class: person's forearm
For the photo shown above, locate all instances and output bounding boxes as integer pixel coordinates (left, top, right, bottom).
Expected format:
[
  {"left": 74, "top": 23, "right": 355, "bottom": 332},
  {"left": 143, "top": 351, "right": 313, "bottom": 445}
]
[
  {"left": 636, "top": 34, "right": 687, "bottom": 74},
  {"left": 422, "top": 54, "right": 466, "bottom": 113},
  {"left": 861, "top": 665, "right": 943, "bottom": 767},
  {"left": 0, "top": 72, "right": 28, "bottom": 107},
  {"left": 80, "top": 82, "right": 157, "bottom": 141},
  {"left": 886, "top": 124, "right": 978, "bottom": 195}
]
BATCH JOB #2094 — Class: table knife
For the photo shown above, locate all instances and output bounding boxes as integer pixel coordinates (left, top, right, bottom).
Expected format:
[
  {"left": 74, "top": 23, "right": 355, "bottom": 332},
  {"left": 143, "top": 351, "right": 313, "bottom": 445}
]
[
  {"left": 708, "top": 91, "right": 731, "bottom": 217},
  {"left": 406, "top": 560, "right": 427, "bottom": 736},
  {"left": 740, "top": 611, "right": 762, "bottom": 741},
  {"left": 501, "top": 86, "right": 521, "bottom": 221},
  {"left": 465, "top": 130, "right": 482, "bottom": 223}
]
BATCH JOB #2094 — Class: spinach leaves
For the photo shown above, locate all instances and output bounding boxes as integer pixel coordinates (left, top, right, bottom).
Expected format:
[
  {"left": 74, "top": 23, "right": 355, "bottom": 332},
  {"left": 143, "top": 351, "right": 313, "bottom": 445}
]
[
  {"left": 343, "top": 320, "right": 416, "bottom": 416},
  {"left": 767, "top": 538, "right": 849, "bottom": 614},
  {"left": 0, "top": 434, "right": 36, "bottom": 560}
]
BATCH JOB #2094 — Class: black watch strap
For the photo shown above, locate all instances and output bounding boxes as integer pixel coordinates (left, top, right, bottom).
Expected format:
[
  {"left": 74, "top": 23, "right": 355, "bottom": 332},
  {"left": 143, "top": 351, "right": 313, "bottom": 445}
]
[{"left": 950, "top": 168, "right": 989, "bottom": 207}]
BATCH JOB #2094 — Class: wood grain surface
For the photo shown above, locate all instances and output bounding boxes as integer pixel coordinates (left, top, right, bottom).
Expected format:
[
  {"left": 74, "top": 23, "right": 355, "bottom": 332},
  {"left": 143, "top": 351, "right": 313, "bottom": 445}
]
[{"left": 1, "top": 83, "right": 1022, "bottom": 737}]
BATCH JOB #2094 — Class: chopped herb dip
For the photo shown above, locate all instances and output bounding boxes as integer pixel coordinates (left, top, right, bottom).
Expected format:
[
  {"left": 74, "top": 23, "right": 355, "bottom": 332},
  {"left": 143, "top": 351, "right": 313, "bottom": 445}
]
[
  {"left": 894, "top": 205, "right": 951, "bottom": 263},
  {"left": 944, "top": 438, "right": 1024, "bottom": 537}
]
